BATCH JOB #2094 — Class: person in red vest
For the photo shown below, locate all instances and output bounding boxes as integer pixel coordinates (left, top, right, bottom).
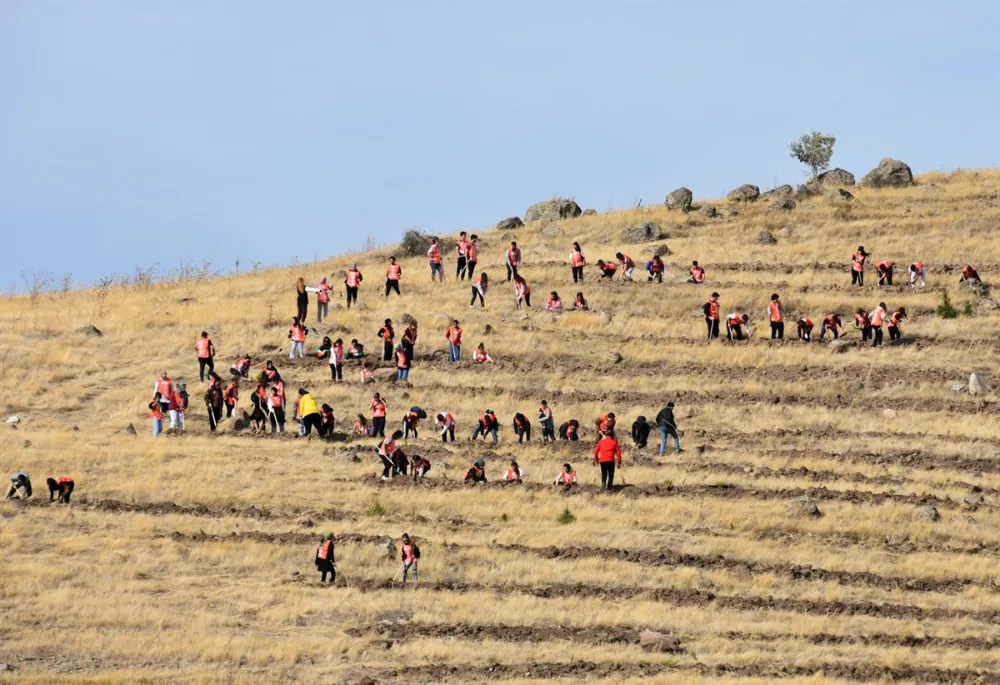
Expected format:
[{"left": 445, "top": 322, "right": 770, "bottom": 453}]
[
  {"left": 313, "top": 277, "right": 331, "bottom": 323},
  {"left": 960, "top": 265, "right": 981, "bottom": 283},
  {"left": 402, "top": 406, "right": 424, "bottom": 439},
  {"left": 378, "top": 319, "right": 395, "bottom": 362},
  {"left": 409, "top": 453, "right": 431, "bottom": 480},
  {"left": 400, "top": 533, "right": 420, "bottom": 583},
  {"left": 455, "top": 231, "right": 470, "bottom": 280},
  {"left": 869, "top": 302, "right": 887, "bottom": 348},
  {"left": 546, "top": 292, "right": 564, "bottom": 311},
  {"left": 471, "top": 410, "right": 499, "bottom": 443},
  {"left": 819, "top": 314, "right": 843, "bottom": 341},
  {"left": 154, "top": 370, "right": 173, "bottom": 415},
  {"left": 315, "top": 533, "right": 336, "bottom": 584},
  {"left": 512, "top": 412, "right": 531, "bottom": 443},
  {"left": 262, "top": 360, "right": 282, "bottom": 384},
  {"left": 149, "top": 393, "right": 164, "bottom": 438},
  {"left": 470, "top": 273, "right": 489, "bottom": 308},
  {"left": 796, "top": 317, "right": 814, "bottom": 342},
  {"left": 595, "top": 413, "right": 616, "bottom": 437},
  {"left": 223, "top": 379, "right": 239, "bottom": 418},
  {"left": 888, "top": 307, "right": 907, "bottom": 342},
  {"left": 446, "top": 320, "right": 463, "bottom": 363},
  {"left": 876, "top": 260, "right": 894, "bottom": 286},
  {"left": 427, "top": 237, "right": 444, "bottom": 283},
  {"left": 506, "top": 241, "right": 522, "bottom": 282},
  {"left": 195, "top": 331, "right": 215, "bottom": 382},
  {"left": 319, "top": 404, "right": 336, "bottom": 436},
  {"left": 646, "top": 255, "right": 664, "bottom": 283},
  {"left": 615, "top": 252, "right": 635, "bottom": 281},
  {"left": 288, "top": 317, "right": 308, "bottom": 359},
  {"left": 554, "top": 463, "right": 577, "bottom": 489},
  {"left": 464, "top": 459, "right": 487, "bottom": 483},
  {"left": 768, "top": 293, "right": 784, "bottom": 340},
  {"left": 435, "top": 411, "right": 456, "bottom": 442},
  {"left": 376, "top": 429, "right": 403, "bottom": 480},
  {"left": 559, "top": 419, "right": 580, "bottom": 441},
  {"left": 47, "top": 476, "right": 75, "bottom": 503},
  {"left": 473, "top": 342, "right": 493, "bottom": 364},
  {"left": 726, "top": 312, "right": 749, "bottom": 341},
  {"left": 267, "top": 386, "right": 285, "bottom": 433},
  {"left": 402, "top": 322, "right": 418, "bottom": 364},
  {"left": 703, "top": 293, "right": 721, "bottom": 340},
  {"left": 854, "top": 307, "right": 872, "bottom": 342},
  {"left": 596, "top": 259, "right": 617, "bottom": 280},
  {"left": 593, "top": 432, "right": 622, "bottom": 491},
  {"left": 909, "top": 261, "right": 926, "bottom": 288},
  {"left": 231, "top": 354, "right": 252, "bottom": 379},
  {"left": 466, "top": 235, "right": 480, "bottom": 280},
  {"left": 385, "top": 256, "right": 402, "bottom": 297},
  {"left": 504, "top": 460, "right": 523, "bottom": 484},
  {"left": 688, "top": 261, "right": 705, "bottom": 284},
  {"left": 344, "top": 263, "right": 363, "bottom": 309},
  {"left": 851, "top": 246, "right": 869, "bottom": 286},
  {"left": 168, "top": 383, "right": 189, "bottom": 432},
  {"left": 395, "top": 344, "right": 410, "bottom": 382},
  {"left": 370, "top": 393, "right": 387, "bottom": 438},
  {"left": 513, "top": 275, "right": 531, "bottom": 309},
  {"left": 570, "top": 242, "right": 586, "bottom": 283}
]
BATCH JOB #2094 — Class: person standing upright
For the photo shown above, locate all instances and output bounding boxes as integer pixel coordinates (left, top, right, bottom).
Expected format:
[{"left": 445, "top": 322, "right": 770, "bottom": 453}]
[
  {"left": 314, "top": 277, "right": 331, "bottom": 323},
  {"left": 851, "top": 246, "right": 869, "bottom": 286},
  {"left": 378, "top": 319, "right": 395, "bottom": 362},
  {"left": 593, "top": 431, "right": 623, "bottom": 491},
  {"left": 385, "top": 256, "right": 402, "bottom": 297},
  {"left": 427, "top": 238, "right": 444, "bottom": 283},
  {"left": 455, "top": 231, "right": 470, "bottom": 280},
  {"left": 570, "top": 242, "right": 586, "bottom": 283},
  {"left": 446, "top": 320, "right": 463, "bottom": 363},
  {"left": 505, "top": 241, "right": 522, "bottom": 282},
  {"left": 295, "top": 277, "right": 309, "bottom": 321},
  {"left": 703, "top": 292, "right": 720, "bottom": 340},
  {"left": 466, "top": 235, "right": 480, "bottom": 280},
  {"left": 656, "top": 402, "right": 682, "bottom": 456},
  {"left": 768, "top": 293, "right": 784, "bottom": 340},
  {"left": 195, "top": 331, "right": 215, "bottom": 382},
  {"left": 869, "top": 301, "right": 887, "bottom": 348},
  {"left": 344, "top": 264, "right": 363, "bottom": 309}
]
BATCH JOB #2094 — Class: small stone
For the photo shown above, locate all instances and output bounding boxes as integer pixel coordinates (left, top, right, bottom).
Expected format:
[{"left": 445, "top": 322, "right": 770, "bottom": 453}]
[
  {"left": 639, "top": 630, "right": 683, "bottom": 653},
  {"left": 828, "top": 339, "right": 854, "bottom": 354},
  {"left": 757, "top": 230, "right": 777, "bottom": 245},
  {"left": 296, "top": 516, "right": 315, "bottom": 528},
  {"left": 951, "top": 383, "right": 968, "bottom": 393},
  {"left": 5, "top": 416, "right": 20, "bottom": 424},
  {"left": 788, "top": 496, "right": 822, "bottom": 518},
  {"left": 122, "top": 423, "right": 137, "bottom": 436},
  {"left": 825, "top": 188, "right": 854, "bottom": 202},
  {"left": 76, "top": 324, "right": 103, "bottom": 337},
  {"left": 968, "top": 373, "right": 988, "bottom": 396},
  {"left": 914, "top": 505, "right": 941, "bottom": 522},
  {"left": 600, "top": 311, "right": 613, "bottom": 325},
  {"left": 696, "top": 573, "right": 715, "bottom": 591},
  {"left": 355, "top": 302, "right": 369, "bottom": 311},
  {"left": 482, "top": 324, "right": 494, "bottom": 336},
  {"left": 698, "top": 204, "right": 718, "bottom": 217},
  {"left": 18, "top": 439, "right": 30, "bottom": 449}
]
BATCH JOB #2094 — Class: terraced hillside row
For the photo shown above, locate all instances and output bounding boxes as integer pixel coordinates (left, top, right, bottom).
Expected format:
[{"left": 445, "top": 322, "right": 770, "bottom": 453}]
[{"left": 1, "top": 169, "right": 999, "bottom": 684}]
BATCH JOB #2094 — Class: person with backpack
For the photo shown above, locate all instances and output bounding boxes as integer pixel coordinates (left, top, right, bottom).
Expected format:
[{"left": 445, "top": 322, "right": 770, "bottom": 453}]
[
  {"left": 655, "top": 402, "right": 682, "bottom": 456},
  {"left": 195, "top": 331, "right": 216, "bottom": 382},
  {"left": 315, "top": 533, "right": 336, "bottom": 584},
  {"left": 631, "top": 416, "right": 650, "bottom": 448},
  {"left": 400, "top": 534, "right": 420, "bottom": 583}
]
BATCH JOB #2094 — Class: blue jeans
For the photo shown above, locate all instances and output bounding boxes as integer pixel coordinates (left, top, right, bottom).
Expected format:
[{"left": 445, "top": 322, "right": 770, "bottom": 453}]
[
  {"left": 449, "top": 342, "right": 461, "bottom": 363},
  {"left": 152, "top": 418, "right": 162, "bottom": 438},
  {"left": 472, "top": 425, "right": 498, "bottom": 444},
  {"left": 397, "top": 368, "right": 409, "bottom": 381},
  {"left": 659, "top": 425, "right": 680, "bottom": 456},
  {"left": 430, "top": 261, "right": 444, "bottom": 282},
  {"left": 819, "top": 324, "right": 839, "bottom": 341}
]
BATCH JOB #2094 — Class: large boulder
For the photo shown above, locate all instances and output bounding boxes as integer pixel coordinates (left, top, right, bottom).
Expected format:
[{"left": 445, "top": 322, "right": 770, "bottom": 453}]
[
  {"left": 814, "top": 167, "right": 856, "bottom": 188},
  {"left": 495, "top": 217, "right": 523, "bottom": 231},
  {"left": 861, "top": 158, "right": 914, "bottom": 188},
  {"left": 698, "top": 204, "right": 718, "bottom": 218},
  {"left": 826, "top": 188, "right": 854, "bottom": 202},
  {"left": 727, "top": 184, "right": 760, "bottom": 202},
  {"left": 761, "top": 184, "right": 794, "bottom": 200},
  {"left": 525, "top": 198, "right": 582, "bottom": 223},
  {"left": 960, "top": 279, "right": 990, "bottom": 299},
  {"left": 397, "top": 230, "right": 436, "bottom": 258},
  {"left": 620, "top": 221, "right": 664, "bottom": 243},
  {"left": 767, "top": 198, "right": 796, "bottom": 212},
  {"left": 664, "top": 187, "right": 693, "bottom": 212}
]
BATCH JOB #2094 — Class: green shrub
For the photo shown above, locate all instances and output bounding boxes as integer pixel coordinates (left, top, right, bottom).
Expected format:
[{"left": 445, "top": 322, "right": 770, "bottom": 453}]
[
  {"left": 937, "top": 291, "right": 958, "bottom": 319},
  {"left": 363, "top": 499, "right": 387, "bottom": 517},
  {"left": 557, "top": 507, "right": 576, "bottom": 525}
]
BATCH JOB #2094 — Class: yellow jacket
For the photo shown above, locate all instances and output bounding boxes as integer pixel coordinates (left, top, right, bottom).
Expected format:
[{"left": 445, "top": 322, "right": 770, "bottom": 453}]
[{"left": 298, "top": 393, "right": 320, "bottom": 417}]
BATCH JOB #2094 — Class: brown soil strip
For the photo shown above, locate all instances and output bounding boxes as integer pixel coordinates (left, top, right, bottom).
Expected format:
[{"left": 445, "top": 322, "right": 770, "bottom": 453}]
[
  {"left": 745, "top": 447, "right": 1000, "bottom": 476},
  {"left": 332, "top": 578, "right": 1000, "bottom": 624},
  {"left": 365, "top": 659, "right": 1000, "bottom": 683},
  {"left": 355, "top": 621, "right": 1000, "bottom": 653}
]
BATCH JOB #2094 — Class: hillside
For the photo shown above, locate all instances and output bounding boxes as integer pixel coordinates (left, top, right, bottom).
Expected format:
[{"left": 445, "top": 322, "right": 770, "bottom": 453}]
[{"left": 2, "top": 168, "right": 1000, "bottom": 684}]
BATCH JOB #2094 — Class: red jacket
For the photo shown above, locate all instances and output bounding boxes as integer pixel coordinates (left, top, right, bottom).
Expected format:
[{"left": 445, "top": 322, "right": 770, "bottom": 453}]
[{"left": 593, "top": 436, "right": 622, "bottom": 465}]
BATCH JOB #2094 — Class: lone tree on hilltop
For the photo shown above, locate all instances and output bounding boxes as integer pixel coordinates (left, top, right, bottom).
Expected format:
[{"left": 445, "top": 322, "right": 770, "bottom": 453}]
[{"left": 789, "top": 131, "right": 836, "bottom": 178}]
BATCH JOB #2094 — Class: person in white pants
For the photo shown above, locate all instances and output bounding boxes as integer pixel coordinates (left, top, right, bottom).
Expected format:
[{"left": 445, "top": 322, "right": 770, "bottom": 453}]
[{"left": 909, "top": 261, "right": 926, "bottom": 288}]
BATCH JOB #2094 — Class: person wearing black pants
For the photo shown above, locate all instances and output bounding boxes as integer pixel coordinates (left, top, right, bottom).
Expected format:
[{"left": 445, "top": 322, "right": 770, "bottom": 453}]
[
  {"left": 703, "top": 292, "right": 720, "bottom": 340},
  {"left": 593, "top": 433, "right": 622, "bottom": 492},
  {"left": 346, "top": 286, "right": 358, "bottom": 307},
  {"left": 456, "top": 231, "right": 469, "bottom": 280},
  {"left": 385, "top": 278, "right": 401, "bottom": 297},
  {"left": 513, "top": 414, "right": 531, "bottom": 443},
  {"left": 295, "top": 278, "right": 309, "bottom": 322},
  {"left": 47, "top": 477, "right": 74, "bottom": 503},
  {"left": 872, "top": 326, "right": 883, "bottom": 348},
  {"left": 315, "top": 533, "right": 336, "bottom": 584},
  {"left": 372, "top": 416, "right": 386, "bottom": 439}
]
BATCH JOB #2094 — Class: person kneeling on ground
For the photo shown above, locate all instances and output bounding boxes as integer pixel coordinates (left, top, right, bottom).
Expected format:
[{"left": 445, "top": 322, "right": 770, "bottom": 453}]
[
  {"left": 320, "top": 404, "right": 336, "bottom": 436},
  {"left": 554, "top": 463, "right": 577, "bottom": 489},
  {"left": 315, "top": 533, "right": 336, "bottom": 584},
  {"left": 631, "top": 416, "right": 650, "bottom": 448},
  {"left": 464, "top": 459, "right": 487, "bottom": 483},
  {"left": 6, "top": 472, "right": 32, "bottom": 500},
  {"left": 504, "top": 460, "right": 523, "bottom": 484},
  {"left": 512, "top": 413, "right": 531, "bottom": 443},
  {"left": 47, "top": 476, "right": 74, "bottom": 503},
  {"left": 559, "top": 419, "right": 580, "bottom": 441},
  {"left": 593, "top": 434, "right": 622, "bottom": 491},
  {"left": 409, "top": 453, "right": 431, "bottom": 480},
  {"left": 571, "top": 292, "right": 589, "bottom": 311},
  {"left": 353, "top": 414, "right": 370, "bottom": 436},
  {"left": 473, "top": 343, "right": 493, "bottom": 364}
]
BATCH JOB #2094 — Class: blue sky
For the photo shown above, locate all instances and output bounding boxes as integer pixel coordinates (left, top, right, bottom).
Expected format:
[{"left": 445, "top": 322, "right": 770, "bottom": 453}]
[{"left": 2, "top": 1, "right": 998, "bottom": 289}]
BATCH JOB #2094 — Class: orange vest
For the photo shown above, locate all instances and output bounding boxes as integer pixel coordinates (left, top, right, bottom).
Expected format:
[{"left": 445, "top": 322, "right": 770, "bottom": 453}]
[
  {"left": 55, "top": 476, "right": 73, "bottom": 485},
  {"left": 515, "top": 282, "right": 530, "bottom": 297},
  {"left": 852, "top": 252, "right": 866, "bottom": 271},
  {"left": 706, "top": 301, "right": 719, "bottom": 320},
  {"left": 570, "top": 250, "right": 585, "bottom": 267},
  {"left": 382, "top": 436, "right": 396, "bottom": 455},
  {"left": 290, "top": 325, "right": 306, "bottom": 343},
  {"left": 456, "top": 239, "right": 468, "bottom": 256},
  {"left": 507, "top": 247, "right": 521, "bottom": 265},
  {"left": 910, "top": 261, "right": 924, "bottom": 271},
  {"left": 268, "top": 395, "right": 282, "bottom": 408},
  {"left": 401, "top": 542, "right": 416, "bottom": 562},
  {"left": 447, "top": 326, "right": 463, "bottom": 345},
  {"left": 156, "top": 378, "right": 173, "bottom": 397},
  {"left": 317, "top": 540, "right": 333, "bottom": 560},
  {"left": 962, "top": 266, "right": 978, "bottom": 279},
  {"left": 466, "top": 242, "right": 478, "bottom": 261},
  {"left": 870, "top": 307, "right": 885, "bottom": 326},
  {"left": 690, "top": 266, "right": 704, "bottom": 282},
  {"left": 473, "top": 348, "right": 488, "bottom": 363},
  {"left": 346, "top": 270, "right": 361, "bottom": 287},
  {"left": 380, "top": 326, "right": 394, "bottom": 341},
  {"left": 317, "top": 282, "right": 330, "bottom": 303},
  {"left": 558, "top": 470, "right": 577, "bottom": 485},
  {"left": 727, "top": 313, "right": 744, "bottom": 324},
  {"left": 150, "top": 403, "right": 163, "bottom": 420},
  {"left": 768, "top": 301, "right": 783, "bottom": 323},
  {"left": 428, "top": 244, "right": 441, "bottom": 263},
  {"left": 824, "top": 315, "right": 839, "bottom": 328},
  {"left": 505, "top": 468, "right": 521, "bottom": 481},
  {"left": 396, "top": 350, "right": 409, "bottom": 369},
  {"left": 195, "top": 338, "right": 211, "bottom": 358},
  {"left": 877, "top": 261, "right": 893, "bottom": 270},
  {"left": 224, "top": 383, "right": 238, "bottom": 404},
  {"left": 620, "top": 255, "right": 634, "bottom": 269},
  {"left": 799, "top": 318, "right": 813, "bottom": 330},
  {"left": 890, "top": 311, "right": 904, "bottom": 327},
  {"left": 387, "top": 264, "right": 401, "bottom": 279},
  {"left": 371, "top": 399, "right": 386, "bottom": 417}
]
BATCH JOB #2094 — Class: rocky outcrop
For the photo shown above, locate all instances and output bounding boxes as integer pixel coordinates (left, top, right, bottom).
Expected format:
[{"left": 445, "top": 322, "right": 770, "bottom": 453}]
[
  {"left": 665, "top": 187, "right": 693, "bottom": 212},
  {"left": 861, "top": 158, "right": 914, "bottom": 188},
  {"left": 727, "top": 184, "right": 760, "bottom": 202},
  {"left": 525, "top": 198, "right": 582, "bottom": 222}
]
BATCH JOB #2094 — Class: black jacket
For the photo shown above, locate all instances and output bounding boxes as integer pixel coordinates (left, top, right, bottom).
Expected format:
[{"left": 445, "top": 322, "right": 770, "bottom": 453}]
[
  {"left": 631, "top": 418, "right": 650, "bottom": 445},
  {"left": 655, "top": 407, "right": 676, "bottom": 429}
]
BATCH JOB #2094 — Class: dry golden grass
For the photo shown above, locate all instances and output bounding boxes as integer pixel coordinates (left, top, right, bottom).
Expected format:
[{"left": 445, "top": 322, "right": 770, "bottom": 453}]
[{"left": 2, "top": 169, "right": 999, "bottom": 684}]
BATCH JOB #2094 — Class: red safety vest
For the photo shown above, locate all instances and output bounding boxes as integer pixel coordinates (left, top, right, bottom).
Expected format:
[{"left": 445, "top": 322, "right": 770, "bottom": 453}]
[
  {"left": 446, "top": 326, "right": 463, "bottom": 345},
  {"left": 507, "top": 247, "right": 521, "bottom": 265},
  {"left": 558, "top": 470, "right": 577, "bottom": 485},
  {"left": 768, "top": 301, "right": 783, "bottom": 323},
  {"left": 396, "top": 350, "right": 409, "bottom": 369},
  {"left": 473, "top": 348, "right": 488, "bottom": 363},
  {"left": 428, "top": 244, "right": 441, "bottom": 264},
  {"left": 570, "top": 249, "right": 585, "bottom": 267},
  {"left": 870, "top": 307, "right": 886, "bottom": 326},
  {"left": 690, "top": 266, "right": 704, "bottom": 282},
  {"left": 799, "top": 318, "right": 814, "bottom": 330},
  {"left": 290, "top": 325, "right": 306, "bottom": 343},
  {"left": 195, "top": 338, "right": 211, "bottom": 358},
  {"left": 466, "top": 242, "right": 478, "bottom": 261},
  {"left": 317, "top": 282, "right": 330, "bottom": 303},
  {"left": 346, "top": 270, "right": 361, "bottom": 287},
  {"left": 371, "top": 399, "right": 386, "bottom": 417},
  {"left": 156, "top": 378, "right": 173, "bottom": 397},
  {"left": 706, "top": 300, "right": 719, "bottom": 320},
  {"left": 853, "top": 252, "right": 867, "bottom": 271},
  {"left": 386, "top": 264, "right": 401, "bottom": 279},
  {"left": 317, "top": 540, "right": 333, "bottom": 560},
  {"left": 505, "top": 468, "right": 521, "bottom": 481}
]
